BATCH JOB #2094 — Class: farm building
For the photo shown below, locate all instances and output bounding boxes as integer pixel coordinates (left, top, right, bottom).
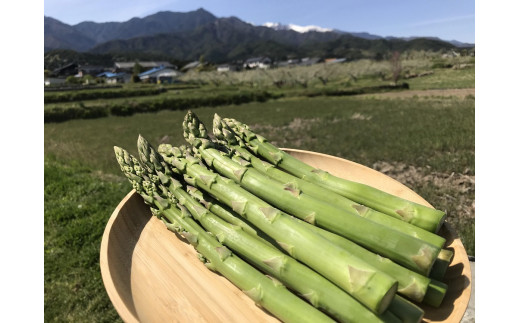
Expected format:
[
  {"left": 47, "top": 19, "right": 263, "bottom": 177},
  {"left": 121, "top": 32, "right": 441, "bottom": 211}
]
[
  {"left": 44, "top": 78, "right": 67, "bottom": 86},
  {"left": 114, "top": 61, "right": 177, "bottom": 73},
  {"left": 299, "top": 57, "right": 322, "bottom": 66},
  {"left": 96, "top": 72, "right": 130, "bottom": 84},
  {"left": 217, "top": 64, "right": 239, "bottom": 72},
  {"left": 243, "top": 57, "right": 272, "bottom": 69},
  {"left": 138, "top": 66, "right": 183, "bottom": 84},
  {"left": 181, "top": 61, "right": 203, "bottom": 72},
  {"left": 275, "top": 59, "right": 300, "bottom": 68},
  {"left": 77, "top": 65, "right": 108, "bottom": 77},
  {"left": 51, "top": 62, "right": 78, "bottom": 77},
  {"left": 324, "top": 58, "right": 347, "bottom": 64}
]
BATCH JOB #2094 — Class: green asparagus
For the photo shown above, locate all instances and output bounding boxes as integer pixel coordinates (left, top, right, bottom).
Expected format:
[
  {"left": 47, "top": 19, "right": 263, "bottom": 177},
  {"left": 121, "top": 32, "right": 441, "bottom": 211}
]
[
  {"left": 141, "top": 136, "right": 399, "bottom": 315},
  {"left": 114, "top": 146, "right": 337, "bottom": 323},
  {"left": 149, "top": 158, "right": 401, "bottom": 322},
  {"left": 182, "top": 111, "right": 440, "bottom": 276},
  {"left": 221, "top": 116, "right": 446, "bottom": 233},
  {"left": 213, "top": 113, "right": 446, "bottom": 250}
]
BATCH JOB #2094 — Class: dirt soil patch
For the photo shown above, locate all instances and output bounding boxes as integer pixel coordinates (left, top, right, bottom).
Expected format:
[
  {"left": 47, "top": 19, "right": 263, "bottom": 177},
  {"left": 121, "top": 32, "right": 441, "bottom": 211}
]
[{"left": 372, "top": 160, "right": 475, "bottom": 254}]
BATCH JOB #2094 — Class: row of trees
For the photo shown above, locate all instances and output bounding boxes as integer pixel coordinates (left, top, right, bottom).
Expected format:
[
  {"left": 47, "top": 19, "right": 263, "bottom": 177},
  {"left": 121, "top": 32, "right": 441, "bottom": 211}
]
[{"left": 178, "top": 50, "right": 474, "bottom": 89}]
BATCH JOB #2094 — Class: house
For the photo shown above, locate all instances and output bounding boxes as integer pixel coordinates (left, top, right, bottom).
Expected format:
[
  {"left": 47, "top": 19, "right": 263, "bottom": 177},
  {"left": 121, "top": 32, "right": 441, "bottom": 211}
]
[
  {"left": 44, "top": 78, "right": 67, "bottom": 86},
  {"left": 299, "top": 57, "right": 322, "bottom": 66},
  {"left": 51, "top": 62, "right": 78, "bottom": 77},
  {"left": 114, "top": 61, "right": 177, "bottom": 73},
  {"left": 138, "top": 66, "right": 183, "bottom": 84},
  {"left": 77, "top": 65, "right": 107, "bottom": 77},
  {"left": 243, "top": 57, "right": 272, "bottom": 69},
  {"left": 324, "top": 58, "right": 347, "bottom": 64},
  {"left": 181, "top": 61, "right": 202, "bottom": 72},
  {"left": 217, "top": 64, "right": 238, "bottom": 72},
  {"left": 97, "top": 72, "right": 130, "bottom": 84},
  {"left": 276, "top": 59, "right": 300, "bottom": 68},
  {"left": 442, "top": 50, "right": 461, "bottom": 58}
]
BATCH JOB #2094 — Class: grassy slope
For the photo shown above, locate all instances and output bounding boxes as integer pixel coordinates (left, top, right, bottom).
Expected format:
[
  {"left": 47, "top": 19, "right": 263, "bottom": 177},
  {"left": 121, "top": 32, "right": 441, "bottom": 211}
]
[{"left": 44, "top": 155, "right": 125, "bottom": 322}]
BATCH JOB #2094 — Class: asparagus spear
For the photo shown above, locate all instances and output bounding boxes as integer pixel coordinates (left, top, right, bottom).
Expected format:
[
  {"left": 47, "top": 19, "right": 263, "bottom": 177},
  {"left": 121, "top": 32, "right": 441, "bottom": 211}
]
[
  {"left": 213, "top": 113, "right": 446, "bottom": 250},
  {"left": 214, "top": 118, "right": 452, "bottom": 282},
  {"left": 113, "top": 146, "right": 336, "bottom": 323},
  {"left": 140, "top": 137, "right": 399, "bottom": 315},
  {"left": 180, "top": 186, "right": 424, "bottom": 323},
  {"left": 184, "top": 181, "right": 445, "bottom": 308},
  {"left": 182, "top": 111, "right": 440, "bottom": 276},
  {"left": 147, "top": 160, "right": 401, "bottom": 322},
  {"left": 221, "top": 116, "right": 446, "bottom": 233}
]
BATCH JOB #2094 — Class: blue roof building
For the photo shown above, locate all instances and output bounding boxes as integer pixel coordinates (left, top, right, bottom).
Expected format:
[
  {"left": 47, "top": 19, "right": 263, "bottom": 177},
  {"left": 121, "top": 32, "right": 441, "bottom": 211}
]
[{"left": 138, "top": 66, "right": 183, "bottom": 84}]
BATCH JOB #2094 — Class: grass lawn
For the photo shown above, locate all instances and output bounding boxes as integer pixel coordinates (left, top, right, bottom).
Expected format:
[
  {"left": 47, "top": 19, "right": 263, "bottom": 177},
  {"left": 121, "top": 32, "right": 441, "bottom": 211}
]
[
  {"left": 44, "top": 155, "right": 125, "bottom": 322},
  {"left": 44, "top": 93, "right": 475, "bottom": 320}
]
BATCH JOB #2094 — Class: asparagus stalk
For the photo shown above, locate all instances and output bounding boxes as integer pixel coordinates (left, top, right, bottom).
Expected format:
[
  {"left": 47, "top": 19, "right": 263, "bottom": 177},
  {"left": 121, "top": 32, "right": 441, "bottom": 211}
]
[
  {"left": 141, "top": 137, "right": 399, "bottom": 315},
  {"left": 224, "top": 142, "right": 450, "bottom": 283},
  {"left": 213, "top": 113, "right": 446, "bottom": 250},
  {"left": 221, "top": 116, "right": 446, "bottom": 233},
  {"left": 182, "top": 111, "right": 440, "bottom": 276},
  {"left": 214, "top": 118, "right": 450, "bottom": 282},
  {"left": 114, "top": 146, "right": 336, "bottom": 323},
  {"left": 152, "top": 164, "right": 400, "bottom": 322},
  {"left": 295, "top": 215, "right": 447, "bottom": 307},
  {"left": 387, "top": 296, "right": 424, "bottom": 323},
  {"left": 182, "top": 184, "right": 423, "bottom": 322},
  {"left": 186, "top": 184, "right": 442, "bottom": 313}
]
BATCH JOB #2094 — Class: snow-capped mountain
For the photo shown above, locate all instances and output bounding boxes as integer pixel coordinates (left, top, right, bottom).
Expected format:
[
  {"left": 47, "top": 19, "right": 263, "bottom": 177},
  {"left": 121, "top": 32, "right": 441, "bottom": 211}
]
[{"left": 262, "top": 22, "right": 333, "bottom": 33}]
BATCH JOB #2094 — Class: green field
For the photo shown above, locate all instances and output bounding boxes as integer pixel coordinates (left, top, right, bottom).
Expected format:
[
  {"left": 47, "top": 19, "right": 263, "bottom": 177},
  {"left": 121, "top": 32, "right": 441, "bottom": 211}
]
[{"left": 44, "top": 58, "right": 475, "bottom": 321}]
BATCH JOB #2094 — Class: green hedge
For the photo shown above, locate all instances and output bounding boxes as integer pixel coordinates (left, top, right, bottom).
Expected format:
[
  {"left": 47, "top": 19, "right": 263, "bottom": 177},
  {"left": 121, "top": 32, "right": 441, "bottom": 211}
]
[
  {"left": 44, "top": 91, "right": 281, "bottom": 123},
  {"left": 303, "top": 83, "right": 410, "bottom": 97},
  {"left": 44, "top": 104, "right": 109, "bottom": 122},
  {"left": 44, "top": 87, "right": 167, "bottom": 103}
]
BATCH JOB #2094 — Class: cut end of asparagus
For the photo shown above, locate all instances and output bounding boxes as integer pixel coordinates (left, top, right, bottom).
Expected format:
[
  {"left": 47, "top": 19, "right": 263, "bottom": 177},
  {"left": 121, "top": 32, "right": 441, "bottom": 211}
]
[
  {"left": 429, "top": 249, "right": 454, "bottom": 281},
  {"left": 388, "top": 295, "right": 424, "bottom": 323},
  {"left": 422, "top": 279, "right": 448, "bottom": 308},
  {"left": 378, "top": 282, "right": 399, "bottom": 315}
]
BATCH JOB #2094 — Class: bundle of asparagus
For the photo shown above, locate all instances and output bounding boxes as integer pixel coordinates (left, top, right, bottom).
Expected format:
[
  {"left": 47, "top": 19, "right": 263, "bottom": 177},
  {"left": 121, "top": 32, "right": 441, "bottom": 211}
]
[{"left": 112, "top": 111, "right": 453, "bottom": 323}]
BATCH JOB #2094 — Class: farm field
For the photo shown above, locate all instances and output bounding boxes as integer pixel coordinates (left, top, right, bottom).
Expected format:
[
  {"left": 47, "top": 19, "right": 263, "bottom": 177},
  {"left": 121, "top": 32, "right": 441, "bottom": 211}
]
[{"left": 44, "top": 58, "right": 475, "bottom": 321}]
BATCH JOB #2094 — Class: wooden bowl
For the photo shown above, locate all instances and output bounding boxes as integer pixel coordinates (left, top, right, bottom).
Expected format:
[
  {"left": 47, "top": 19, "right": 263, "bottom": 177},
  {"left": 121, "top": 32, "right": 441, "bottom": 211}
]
[{"left": 100, "top": 149, "right": 472, "bottom": 323}]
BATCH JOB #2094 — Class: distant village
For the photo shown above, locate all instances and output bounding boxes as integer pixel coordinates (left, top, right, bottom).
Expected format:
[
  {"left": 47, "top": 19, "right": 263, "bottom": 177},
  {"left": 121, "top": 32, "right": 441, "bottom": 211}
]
[
  {"left": 44, "top": 56, "right": 349, "bottom": 86},
  {"left": 44, "top": 48, "right": 470, "bottom": 87}
]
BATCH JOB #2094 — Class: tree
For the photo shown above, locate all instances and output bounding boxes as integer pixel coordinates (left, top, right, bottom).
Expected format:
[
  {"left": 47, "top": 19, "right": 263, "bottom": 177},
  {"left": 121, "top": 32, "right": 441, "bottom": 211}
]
[
  {"left": 131, "top": 74, "right": 141, "bottom": 83},
  {"left": 65, "top": 75, "right": 79, "bottom": 84},
  {"left": 82, "top": 74, "right": 96, "bottom": 85},
  {"left": 389, "top": 51, "right": 402, "bottom": 84},
  {"left": 133, "top": 62, "right": 145, "bottom": 75}
]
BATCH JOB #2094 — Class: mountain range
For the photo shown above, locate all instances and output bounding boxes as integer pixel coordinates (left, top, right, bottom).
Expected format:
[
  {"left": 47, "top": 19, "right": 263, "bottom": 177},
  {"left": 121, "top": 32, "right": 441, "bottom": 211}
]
[{"left": 44, "top": 8, "right": 474, "bottom": 66}]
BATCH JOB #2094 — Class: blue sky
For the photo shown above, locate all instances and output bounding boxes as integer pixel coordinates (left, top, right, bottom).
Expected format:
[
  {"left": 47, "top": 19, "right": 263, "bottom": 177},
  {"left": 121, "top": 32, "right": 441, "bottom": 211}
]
[{"left": 44, "top": 0, "right": 475, "bottom": 43}]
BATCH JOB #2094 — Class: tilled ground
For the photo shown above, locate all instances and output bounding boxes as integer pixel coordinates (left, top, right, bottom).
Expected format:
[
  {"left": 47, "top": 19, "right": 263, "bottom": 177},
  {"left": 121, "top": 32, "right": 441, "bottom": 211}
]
[{"left": 372, "top": 161, "right": 475, "bottom": 255}]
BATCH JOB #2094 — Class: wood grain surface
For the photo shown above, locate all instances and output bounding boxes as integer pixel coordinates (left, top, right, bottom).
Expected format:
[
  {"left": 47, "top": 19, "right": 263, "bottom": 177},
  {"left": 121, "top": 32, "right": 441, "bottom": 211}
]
[{"left": 100, "top": 149, "right": 471, "bottom": 323}]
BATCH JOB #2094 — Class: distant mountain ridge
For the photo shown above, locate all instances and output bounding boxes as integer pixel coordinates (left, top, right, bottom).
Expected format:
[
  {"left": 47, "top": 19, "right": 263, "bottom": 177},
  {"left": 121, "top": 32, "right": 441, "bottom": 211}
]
[
  {"left": 72, "top": 9, "right": 217, "bottom": 44},
  {"left": 44, "top": 8, "right": 218, "bottom": 52},
  {"left": 44, "top": 8, "right": 473, "bottom": 65}
]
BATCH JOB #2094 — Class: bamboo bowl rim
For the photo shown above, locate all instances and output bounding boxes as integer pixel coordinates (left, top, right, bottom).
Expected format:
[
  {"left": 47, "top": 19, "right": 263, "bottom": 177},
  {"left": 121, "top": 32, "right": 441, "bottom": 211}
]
[{"left": 100, "top": 148, "right": 471, "bottom": 323}]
